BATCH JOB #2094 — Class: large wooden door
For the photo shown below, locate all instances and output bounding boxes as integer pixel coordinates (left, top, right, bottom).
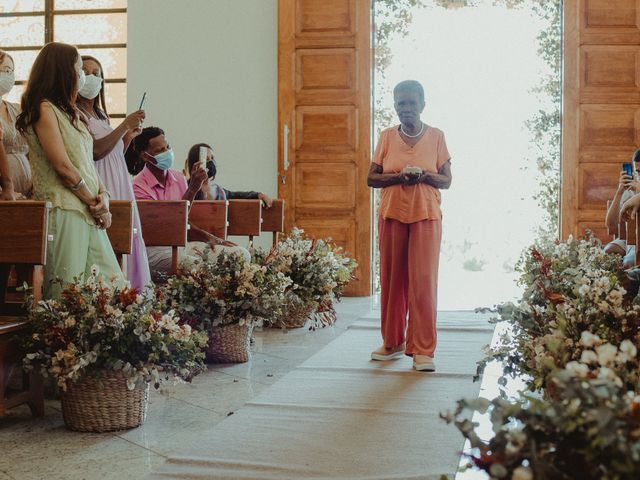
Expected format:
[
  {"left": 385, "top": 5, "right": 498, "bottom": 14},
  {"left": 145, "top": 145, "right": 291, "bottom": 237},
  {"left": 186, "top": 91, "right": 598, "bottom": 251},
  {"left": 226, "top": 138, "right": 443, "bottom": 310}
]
[
  {"left": 278, "top": 0, "right": 372, "bottom": 295},
  {"left": 562, "top": 1, "right": 640, "bottom": 241}
]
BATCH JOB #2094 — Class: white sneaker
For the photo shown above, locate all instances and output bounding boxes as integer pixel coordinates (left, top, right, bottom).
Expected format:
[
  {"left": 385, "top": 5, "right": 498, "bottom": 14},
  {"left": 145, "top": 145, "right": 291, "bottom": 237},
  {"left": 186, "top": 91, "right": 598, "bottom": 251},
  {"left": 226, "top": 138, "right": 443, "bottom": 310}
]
[
  {"left": 413, "top": 354, "right": 436, "bottom": 372},
  {"left": 371, "top": 344, "right": 405, "bottom": 361}
]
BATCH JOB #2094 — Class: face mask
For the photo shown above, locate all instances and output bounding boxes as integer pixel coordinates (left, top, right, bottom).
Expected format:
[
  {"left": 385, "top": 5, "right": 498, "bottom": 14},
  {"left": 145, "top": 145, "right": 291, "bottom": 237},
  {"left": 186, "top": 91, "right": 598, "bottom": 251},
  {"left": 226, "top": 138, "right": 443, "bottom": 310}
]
[
  {"left": 0, "top": 71, "right": 15, "bottom": 96},
  {"left": 79, "top": 74, "right": 102, "bottom": 99},
  {"left": 77, "top": 69, "right": 86, "bottom": 92},
  {"left": 206, "top": 161, "right": 217, "bottom": 179},
  {"left": 153, "top": 149, "right": 174, "bottom": 170}
]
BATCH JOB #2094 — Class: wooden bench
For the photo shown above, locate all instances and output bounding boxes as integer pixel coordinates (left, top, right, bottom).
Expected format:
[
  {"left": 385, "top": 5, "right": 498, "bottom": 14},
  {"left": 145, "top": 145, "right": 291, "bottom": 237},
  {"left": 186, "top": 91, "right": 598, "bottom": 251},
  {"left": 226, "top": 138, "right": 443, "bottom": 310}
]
[
  {"left": 137, "top": 200, "right": 188, "bottom": 275},
  {"left": 261, "top": 199, "right": 285, "bottom": 247},
  {"left": 106, "top": 200, "right": 134, "bottom": 272},
  {"left": 0, "top": 201, "right": 49, "bottom": 417},
  {"left": 189, "top": 200, "right": 228, "bottom": 240},
  {"left": 227, "top": 199, "right": 262, "bottom": 243}
]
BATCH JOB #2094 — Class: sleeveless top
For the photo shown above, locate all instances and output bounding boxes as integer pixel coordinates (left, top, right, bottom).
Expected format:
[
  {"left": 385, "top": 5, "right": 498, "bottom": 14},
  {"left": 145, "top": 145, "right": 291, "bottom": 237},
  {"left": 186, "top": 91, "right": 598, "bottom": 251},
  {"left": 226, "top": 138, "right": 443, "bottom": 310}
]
[{"left": 24, "top": 101, "right": 100, "bottom": 225}]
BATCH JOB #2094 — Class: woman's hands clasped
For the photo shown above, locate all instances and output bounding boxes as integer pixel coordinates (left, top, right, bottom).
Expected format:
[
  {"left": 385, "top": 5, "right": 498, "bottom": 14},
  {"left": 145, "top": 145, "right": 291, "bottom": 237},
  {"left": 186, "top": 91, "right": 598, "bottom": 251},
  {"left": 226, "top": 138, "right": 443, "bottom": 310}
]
[{"left": 90, "top": 192, "right": 112, "bottom": 229}]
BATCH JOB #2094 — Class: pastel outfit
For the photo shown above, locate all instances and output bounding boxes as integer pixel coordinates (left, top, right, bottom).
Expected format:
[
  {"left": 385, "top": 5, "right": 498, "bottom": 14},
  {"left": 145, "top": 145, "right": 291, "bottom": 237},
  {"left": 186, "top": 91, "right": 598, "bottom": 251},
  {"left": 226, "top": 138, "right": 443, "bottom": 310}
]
[
  {"left": 24, "top": 101, "right": 123, "bottom": 298},
  {"left": 0, "top": 100, "right": 32, "bottom": 196},
  {"left": 133, "top": 165, "right": 249, "bottom": 280},
  {"left": 374, "top": 125, "right": 450, "bottom": 357},
  {"left": 87, "top": 116, "right": 151, "bottom": 290}
]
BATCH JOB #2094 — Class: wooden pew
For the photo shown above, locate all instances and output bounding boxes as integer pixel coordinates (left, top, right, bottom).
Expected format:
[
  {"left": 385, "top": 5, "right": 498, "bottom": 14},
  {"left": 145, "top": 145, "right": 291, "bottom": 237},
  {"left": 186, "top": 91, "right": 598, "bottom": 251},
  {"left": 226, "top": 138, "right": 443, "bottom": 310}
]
[
  {"left": 227, "top": 200, "right": 262, "bottom": 243},
  {"left": 136, "top": 200, "right": 188, "bottom": 275},
  {"left": 189, "top": 200, "right": 228, "bottom": 240},
  {"left": 0, "top": 201, "right": 50, "bottom": 417},
  {"left": 261, "top": 199, "right": 285, "bottom": 247},
  {"left": 106, "top": 200, "right": 134, "bottom": 272}
]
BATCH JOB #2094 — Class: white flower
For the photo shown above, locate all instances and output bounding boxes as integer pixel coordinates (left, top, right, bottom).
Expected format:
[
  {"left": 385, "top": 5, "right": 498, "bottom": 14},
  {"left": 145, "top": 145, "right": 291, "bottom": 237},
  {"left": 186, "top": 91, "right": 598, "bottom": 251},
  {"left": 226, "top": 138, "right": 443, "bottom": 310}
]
[
  {"left": 512, "top": 466, "right": 534, "bottom": 480},
  {"left": 580, "top": 350, "right": 598, "bottom": 365},
  {"left": 598, "top": 366, "right": 623, "bottom": 387},
  {"left": 90, "top": 264, "right": 99, "bottom": 275},
  {"left": 617, "top": 339, "right": 637, "bottom": 363},
  {"left": 596, "top": 343, "right": 618, "bottom": 366},
  {"left": 580, "top": 331, "right": 601, "bottom": 348},
  {"left": 577, "top": 284, "right": 590, "bottom": 296},
  {"left": 565, "top": 361, "right": 589, "bottom": 378}
]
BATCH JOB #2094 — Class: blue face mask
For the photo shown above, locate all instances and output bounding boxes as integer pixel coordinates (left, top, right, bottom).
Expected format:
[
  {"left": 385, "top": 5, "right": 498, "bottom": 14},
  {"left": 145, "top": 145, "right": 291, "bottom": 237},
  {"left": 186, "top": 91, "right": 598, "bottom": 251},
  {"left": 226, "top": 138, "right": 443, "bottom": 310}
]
[{"left": 153, "top": 149, "right": 174, "bottom": 170}]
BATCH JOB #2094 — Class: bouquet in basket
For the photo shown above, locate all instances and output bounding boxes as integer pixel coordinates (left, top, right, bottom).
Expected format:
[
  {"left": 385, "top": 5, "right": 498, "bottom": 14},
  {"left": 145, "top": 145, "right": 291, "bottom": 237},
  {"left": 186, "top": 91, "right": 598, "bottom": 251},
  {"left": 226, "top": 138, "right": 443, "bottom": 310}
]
[
  {"left": 22, "top": 268, "right": 208, "bottom": 391},
  {"left": 161, "top": 246, "right": 291, "bottom": 330},
  {"left": 253, "top": 228, "right": 357, "bottom": 328}
]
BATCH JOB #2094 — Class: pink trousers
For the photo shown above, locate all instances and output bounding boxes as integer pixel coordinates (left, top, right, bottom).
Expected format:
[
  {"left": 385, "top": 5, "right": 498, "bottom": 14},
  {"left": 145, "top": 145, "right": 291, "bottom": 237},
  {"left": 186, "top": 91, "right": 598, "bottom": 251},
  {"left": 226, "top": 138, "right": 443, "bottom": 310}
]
[{"left": 379, "top": 217, "right": 442, "bottom": 357}]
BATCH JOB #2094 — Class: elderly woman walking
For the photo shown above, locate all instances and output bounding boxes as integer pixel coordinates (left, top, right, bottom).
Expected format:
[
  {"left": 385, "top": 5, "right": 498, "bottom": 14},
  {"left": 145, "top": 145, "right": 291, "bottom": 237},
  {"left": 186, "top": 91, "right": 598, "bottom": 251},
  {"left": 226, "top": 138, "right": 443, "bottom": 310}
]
[{"left": 367, "top": 80, "right": 452, "bottom": 372}]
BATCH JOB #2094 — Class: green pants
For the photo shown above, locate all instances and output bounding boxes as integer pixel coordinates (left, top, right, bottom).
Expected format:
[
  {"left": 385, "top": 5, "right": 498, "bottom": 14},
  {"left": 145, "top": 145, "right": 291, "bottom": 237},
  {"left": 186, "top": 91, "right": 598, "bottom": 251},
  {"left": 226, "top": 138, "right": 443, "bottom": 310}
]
[{"left": 44, "top": 208, "right": 124, "bottom": 299}]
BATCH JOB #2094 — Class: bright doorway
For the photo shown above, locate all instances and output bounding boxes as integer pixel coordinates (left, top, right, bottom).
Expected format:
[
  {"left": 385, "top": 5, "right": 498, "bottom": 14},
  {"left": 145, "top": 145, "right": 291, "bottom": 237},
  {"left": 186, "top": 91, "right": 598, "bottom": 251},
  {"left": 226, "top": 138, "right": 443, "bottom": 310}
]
[{"left": 373, "top": 0, "right": 562, "bottom": 310}]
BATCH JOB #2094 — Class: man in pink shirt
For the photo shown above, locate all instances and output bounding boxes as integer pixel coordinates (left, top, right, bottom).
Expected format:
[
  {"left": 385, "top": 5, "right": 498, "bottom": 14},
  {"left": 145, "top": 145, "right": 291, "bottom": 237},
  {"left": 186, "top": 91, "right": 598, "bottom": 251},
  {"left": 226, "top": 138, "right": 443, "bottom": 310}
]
[{"left": 131, "top": 127, "right": 249, "bottom": 279}]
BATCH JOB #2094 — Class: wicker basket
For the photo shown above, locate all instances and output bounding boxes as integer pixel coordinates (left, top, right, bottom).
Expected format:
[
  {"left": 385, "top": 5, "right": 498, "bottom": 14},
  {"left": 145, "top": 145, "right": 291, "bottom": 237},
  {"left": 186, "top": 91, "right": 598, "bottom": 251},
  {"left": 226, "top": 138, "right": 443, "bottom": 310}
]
[
  {"left": 206, "top": 322, "right": 253, "bottom": 363},
  {"left": 60, "top": 370, "right": 149, "bottom": 433},
  {"left": 280, "top": 302, "right": 314, "bottom": 329}
]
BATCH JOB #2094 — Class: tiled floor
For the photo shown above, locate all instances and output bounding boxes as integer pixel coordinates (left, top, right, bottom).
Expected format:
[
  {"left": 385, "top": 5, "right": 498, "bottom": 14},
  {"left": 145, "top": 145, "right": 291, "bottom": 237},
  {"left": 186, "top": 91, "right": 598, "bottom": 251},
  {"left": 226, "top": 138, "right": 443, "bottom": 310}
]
[{"left": 0, "top": 297, "right": 373, "bottom": 480}]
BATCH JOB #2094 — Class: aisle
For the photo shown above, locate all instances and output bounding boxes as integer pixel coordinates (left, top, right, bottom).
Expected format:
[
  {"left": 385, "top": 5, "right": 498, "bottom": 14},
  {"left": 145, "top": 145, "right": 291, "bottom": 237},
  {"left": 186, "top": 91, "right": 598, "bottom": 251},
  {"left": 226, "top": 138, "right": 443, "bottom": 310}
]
[{"left": 149, "top": 311, "right": 494, "bottom": 480}]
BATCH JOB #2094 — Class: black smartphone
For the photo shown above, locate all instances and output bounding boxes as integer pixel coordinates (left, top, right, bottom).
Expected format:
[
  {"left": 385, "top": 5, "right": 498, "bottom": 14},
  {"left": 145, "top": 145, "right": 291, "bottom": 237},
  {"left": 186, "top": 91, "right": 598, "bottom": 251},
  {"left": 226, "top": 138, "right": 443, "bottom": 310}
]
[{"left": 138, "top": 92, "right": 147, "bottom": 110}]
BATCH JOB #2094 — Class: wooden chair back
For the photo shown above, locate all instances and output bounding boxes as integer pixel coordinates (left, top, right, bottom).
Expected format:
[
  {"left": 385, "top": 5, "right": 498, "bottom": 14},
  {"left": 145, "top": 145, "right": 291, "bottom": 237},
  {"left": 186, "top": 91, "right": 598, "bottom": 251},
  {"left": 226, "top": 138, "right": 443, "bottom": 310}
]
[
  {"left": 136, "top": 200, "right": 188, "bottom": 274},
  {"left": 189, "top": 200, "right": 228, "bottom": 240},
  {"left": 0, "top": 202, "right": 49, "bottom": 418},
  {"left": 227, "top": 200, "right": 262, "bottom": 242},
  {"left": 0, "top": 201, "right": 51, "bottom": 316},
  {"left": 106, "top": 200, "right": 133, "bottom": 271},
  {"left": 261, "top": 199, "right": 285, "bottom": 247}
]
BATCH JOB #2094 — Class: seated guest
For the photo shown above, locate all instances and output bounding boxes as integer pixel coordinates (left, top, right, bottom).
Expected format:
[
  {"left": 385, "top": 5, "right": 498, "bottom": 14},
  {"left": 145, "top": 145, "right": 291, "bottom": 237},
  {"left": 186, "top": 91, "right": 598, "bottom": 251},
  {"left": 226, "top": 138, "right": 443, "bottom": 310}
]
[
  {"left": 0, "top": 50, "right": 31, "bottom": 198},
  {"left": 605, "top": 149, "right": 640, "bottom": 268},
  {"left": 76, "top": 55, "right": 151, "bottom": 290},
  {"left": 128, "top": 127, "right": 249, "bottom": 279},
  {"left": 15, "top": 42, "right": 123, "bottom": 298},
  {"left": 184, "top": 143, "right": 273, "bottom": 207}
]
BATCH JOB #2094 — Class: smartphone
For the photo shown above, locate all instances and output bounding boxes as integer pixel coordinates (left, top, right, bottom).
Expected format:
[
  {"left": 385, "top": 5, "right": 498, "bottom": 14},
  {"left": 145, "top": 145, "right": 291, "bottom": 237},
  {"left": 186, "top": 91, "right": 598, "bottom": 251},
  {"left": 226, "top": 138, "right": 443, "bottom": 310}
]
[
  {"left": 199, "top": 146, "right": 208, "bottom": 168},
  {"left": 623, "top": 162, "right": 634, "bottom": 177},
  {"left": 138, "top": 92, "right": 147, "bottom": 110}
]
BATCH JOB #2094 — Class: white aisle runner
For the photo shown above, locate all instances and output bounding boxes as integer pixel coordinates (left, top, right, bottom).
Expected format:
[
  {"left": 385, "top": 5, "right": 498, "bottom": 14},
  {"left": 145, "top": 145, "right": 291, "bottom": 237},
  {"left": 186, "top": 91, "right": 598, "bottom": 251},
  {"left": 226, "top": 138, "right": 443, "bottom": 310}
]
[{"left": 149, "top": 312, "right": 494, "bottom": 480}]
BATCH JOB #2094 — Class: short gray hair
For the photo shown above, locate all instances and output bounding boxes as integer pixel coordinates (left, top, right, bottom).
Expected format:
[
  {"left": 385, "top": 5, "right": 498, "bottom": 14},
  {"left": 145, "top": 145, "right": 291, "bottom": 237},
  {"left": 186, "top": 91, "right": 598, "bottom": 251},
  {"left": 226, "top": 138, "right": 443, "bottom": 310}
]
[{"left": 393, "top": 80, "right": 425, "bottom": 103}]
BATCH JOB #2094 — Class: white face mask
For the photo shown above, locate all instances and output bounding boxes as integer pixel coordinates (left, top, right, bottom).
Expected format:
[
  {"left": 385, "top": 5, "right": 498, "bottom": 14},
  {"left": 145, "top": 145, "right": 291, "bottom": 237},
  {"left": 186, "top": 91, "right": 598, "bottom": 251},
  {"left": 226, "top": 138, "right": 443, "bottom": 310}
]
[
  {"left": 79, "top": 74, "right": 103, "bottom": 99},
  {"left": 0, "top": 71, "right": 15, "bottom": 97},
  {"left": 77, "top": 68, "right": 86, "bottom": 92}
]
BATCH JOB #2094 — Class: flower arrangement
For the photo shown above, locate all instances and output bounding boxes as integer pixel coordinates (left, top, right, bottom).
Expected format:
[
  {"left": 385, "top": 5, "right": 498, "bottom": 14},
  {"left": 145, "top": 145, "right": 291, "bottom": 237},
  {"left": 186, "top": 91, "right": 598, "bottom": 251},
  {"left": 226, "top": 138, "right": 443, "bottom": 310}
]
[
  {"left": 443, "top": 234, "right": 640, "bottom": 479},
  {"left": 443, "top": 354, "right": 640, "bottom": 480},
  {"left": 252, "top": 228, "right": 357, "bottom": 328},
  {"left": 161, "top": 247, "right": 291, "bottom": 330},
  {"left": 478, "top": 235, "right": 640, "bottom": 391},
  {"left": 22, "top": 270, "right": 208, "bottom": 391}
]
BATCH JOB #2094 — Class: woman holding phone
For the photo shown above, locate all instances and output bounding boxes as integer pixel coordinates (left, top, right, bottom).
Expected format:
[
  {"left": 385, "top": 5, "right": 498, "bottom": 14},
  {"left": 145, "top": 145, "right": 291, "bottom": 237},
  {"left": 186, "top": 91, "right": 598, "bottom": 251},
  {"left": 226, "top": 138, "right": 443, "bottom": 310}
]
[
  {"left": 76, "top": 55, "right": 151, "bottom": 290},
  {"left": 16, "top": 42, "right": 123, "bottom": 298},
  {"left": 367, "top": 80, "right": 452, "bottom": 372}
]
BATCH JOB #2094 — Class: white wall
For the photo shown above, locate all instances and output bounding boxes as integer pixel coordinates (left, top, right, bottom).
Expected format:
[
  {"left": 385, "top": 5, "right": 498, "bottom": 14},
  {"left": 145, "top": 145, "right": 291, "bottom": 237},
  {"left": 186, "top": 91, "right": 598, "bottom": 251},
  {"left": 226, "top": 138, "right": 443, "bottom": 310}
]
[{"left": 127, "top": 0, "right": 278, "bottom": 249}]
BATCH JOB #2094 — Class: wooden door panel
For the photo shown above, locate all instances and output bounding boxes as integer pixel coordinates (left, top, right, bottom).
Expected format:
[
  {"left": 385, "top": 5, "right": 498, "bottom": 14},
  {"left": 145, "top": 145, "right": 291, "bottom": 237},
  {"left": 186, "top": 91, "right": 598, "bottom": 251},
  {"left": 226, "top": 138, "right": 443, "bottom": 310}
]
[
  {"left": 295, "top": 164, "right": 356, "bottom": 209},
  {"left": 296, "top": 48, "right": 356, "bottom": 104},
  {"left": 578, "top": 221, "right": 610, "bottom": 243},
  {"left": 279, "top": 0, "right": 371, "bottom": 295},
  {"left": 580, "top": 106, "right": 639, "bottom": 148},
  {"left": 295, "top": 106, "right": 357, "bottom": 157},
  {"left": 563, "top": 1, "right": 640, "bottom": 239},
  {"left": 579, "top": 163, "right": 621, "bottom": 209},
  {"left": 583, "top": 0, "right": 638, "bottom": 29},
  {"left": 295, "top": 0, "right": 355, "bottom": 36}
]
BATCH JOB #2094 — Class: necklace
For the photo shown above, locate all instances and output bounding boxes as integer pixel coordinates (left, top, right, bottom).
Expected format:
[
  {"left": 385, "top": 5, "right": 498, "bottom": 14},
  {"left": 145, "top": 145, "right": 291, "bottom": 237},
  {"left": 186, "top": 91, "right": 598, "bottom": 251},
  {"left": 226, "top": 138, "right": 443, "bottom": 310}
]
[{"left": 400, "top": 122, "right": 424, "bottom": 138}]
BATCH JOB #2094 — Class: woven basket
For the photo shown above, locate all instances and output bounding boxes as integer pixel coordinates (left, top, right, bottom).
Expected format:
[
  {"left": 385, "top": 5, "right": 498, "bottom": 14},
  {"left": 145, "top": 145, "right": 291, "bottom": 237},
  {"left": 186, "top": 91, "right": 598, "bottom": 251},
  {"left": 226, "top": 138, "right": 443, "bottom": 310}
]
[
  {"left": 61, "top": 370, "right": 149, "bottom": 433},
  {"left": 280, "top": 302, "right": 314, "bottom": 329},
  {"left": 206, "top": 322, "right": 253, "bottom": 363}
]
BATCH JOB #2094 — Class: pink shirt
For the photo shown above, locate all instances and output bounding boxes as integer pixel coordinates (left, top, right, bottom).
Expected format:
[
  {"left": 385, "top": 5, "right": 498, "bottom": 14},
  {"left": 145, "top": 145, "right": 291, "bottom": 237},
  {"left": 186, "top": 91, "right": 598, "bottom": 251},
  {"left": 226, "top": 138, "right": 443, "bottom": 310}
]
[
  {"left": 373, "top": 125, "right": 450, "bottom": 223},
  {"left": 133, "top": 165, "right": 188, "bottom": 201}
]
